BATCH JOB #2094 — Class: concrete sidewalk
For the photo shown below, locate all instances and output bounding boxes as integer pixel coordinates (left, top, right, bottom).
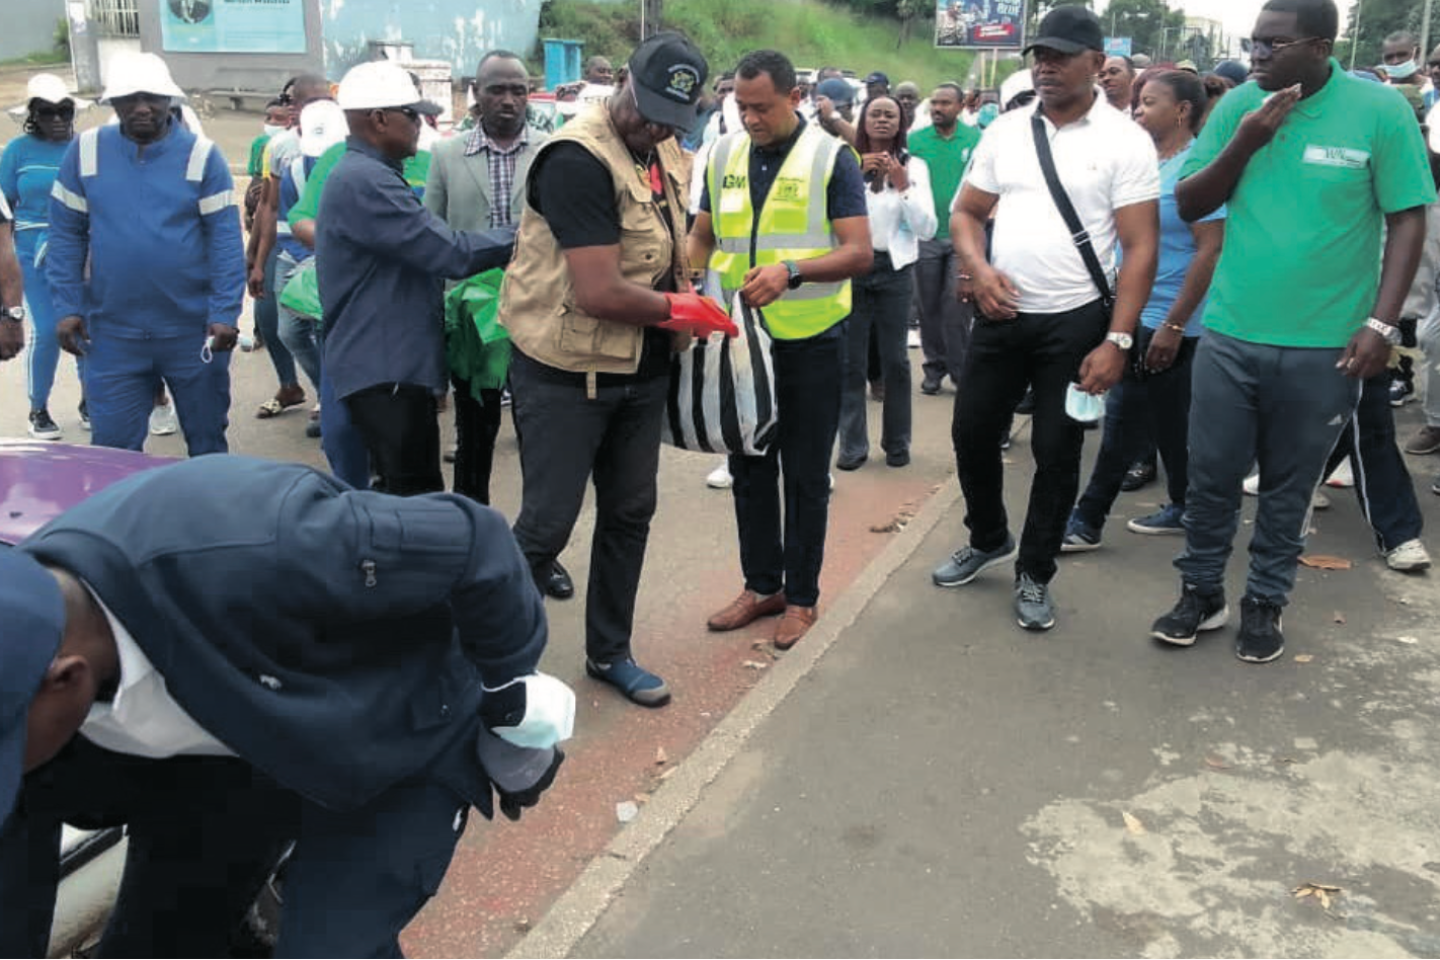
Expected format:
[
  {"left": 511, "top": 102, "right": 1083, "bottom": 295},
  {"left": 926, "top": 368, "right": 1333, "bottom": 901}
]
[{"left": 525, "top": 462, "right": 1440, "bottom": 958}]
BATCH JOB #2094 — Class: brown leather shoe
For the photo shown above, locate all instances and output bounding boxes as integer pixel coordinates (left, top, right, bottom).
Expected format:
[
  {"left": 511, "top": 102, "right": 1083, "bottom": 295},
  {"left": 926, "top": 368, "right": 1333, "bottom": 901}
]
[
  {"left": 774, "top": 605, "right": 817, "bottom": 650},
  {"left": 707, "top": 589, "right": 787, "bottom": 632}
]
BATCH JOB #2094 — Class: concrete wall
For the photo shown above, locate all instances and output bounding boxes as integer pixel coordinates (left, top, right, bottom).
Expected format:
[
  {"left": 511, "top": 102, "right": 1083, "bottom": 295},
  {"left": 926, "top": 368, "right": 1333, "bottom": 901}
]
[
  {"left": 137, "top": 0, "right": 325, "bottom": 95},
  {"left": 1, "top": 0, "right": 65, "bottom": 62},
  {"left": 317, "top": 0, "right": 545, "bottom": 80}
]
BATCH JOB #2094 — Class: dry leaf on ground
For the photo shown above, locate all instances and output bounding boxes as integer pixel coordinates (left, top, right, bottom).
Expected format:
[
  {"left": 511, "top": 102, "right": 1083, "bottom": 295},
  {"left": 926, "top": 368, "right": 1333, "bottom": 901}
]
[
  {"left": 1299, "top": 555, "right": 1352, "bottom": 570},
  {"left": 1333, "top": 611, "right": 1346, "bottom": 624},
  {"left": 655, "top": 746, "right": 668, "bottom": 765},
  {"left": 1293, "top": 882, "right": 1342, "bottom": 911},
  {"left": 1122, "top": 811, "right": 1146, "bottom": 835},
  {"left": 1294, "top": 654, "right": 1314, "bottom": 663},
  {"left": 1203, "top": 754, "right": 1230, "bottom": 770}
]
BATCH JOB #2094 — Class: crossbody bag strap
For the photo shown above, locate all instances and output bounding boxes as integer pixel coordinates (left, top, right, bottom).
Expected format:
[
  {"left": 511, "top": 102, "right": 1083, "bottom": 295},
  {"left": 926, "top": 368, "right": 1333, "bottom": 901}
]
[{"left": 1030, "top": 111, "right": 1113, "bottom": 308}]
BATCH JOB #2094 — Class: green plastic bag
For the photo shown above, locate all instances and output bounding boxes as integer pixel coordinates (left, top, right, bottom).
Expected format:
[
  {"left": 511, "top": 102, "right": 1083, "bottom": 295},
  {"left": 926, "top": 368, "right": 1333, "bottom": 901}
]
[
  {"left": 278, "top": 258, "right": 322, "bottom": 324},
  {"left": 444, "top": 268, "right": 512, "bottom": 397}
]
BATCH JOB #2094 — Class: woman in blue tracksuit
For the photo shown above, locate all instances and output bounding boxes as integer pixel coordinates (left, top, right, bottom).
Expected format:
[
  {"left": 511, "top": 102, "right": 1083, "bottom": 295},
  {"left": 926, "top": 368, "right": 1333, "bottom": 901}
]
[{"left": 0, "top": 75, "right": 86, "bottom": 439}]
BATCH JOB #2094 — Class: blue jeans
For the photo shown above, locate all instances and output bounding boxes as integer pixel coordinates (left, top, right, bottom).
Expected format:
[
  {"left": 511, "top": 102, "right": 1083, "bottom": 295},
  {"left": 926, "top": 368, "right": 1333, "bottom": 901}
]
[
  {"left": 85, "top": 330, "right": 230, "bottom": 456},
  {"left": 255, "top": 245, "right": 297, "bottom": 388},
  {"left": 320, "top": 366, "right": 371, "bottom": 489},
  {"left": 1073, "top": 327, "right": 1197, "bottom": 529},
  {"left": 274, "top": 251, "right": 321, "bottom": 393},
  {"left": 730, "top": 322, "right": 845, "bottom": 607},
  {"left": 19, "top": 233, "right": 85, "bottom": 411},
  {"left": 839, "top": 255, "right": 913, "bottom": 461},
  {"left": 1323, "top": 372, "right": 1423, "bottom": 553},
  {"left": 1176, "top": 331, "right": 1360, "bottom": 604}
]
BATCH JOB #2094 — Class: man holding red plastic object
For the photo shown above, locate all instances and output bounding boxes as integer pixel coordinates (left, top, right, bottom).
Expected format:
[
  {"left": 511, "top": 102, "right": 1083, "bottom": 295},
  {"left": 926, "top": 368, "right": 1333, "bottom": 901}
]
[{"left": 498, "top": 32, "right": 731, "bottom": 709}]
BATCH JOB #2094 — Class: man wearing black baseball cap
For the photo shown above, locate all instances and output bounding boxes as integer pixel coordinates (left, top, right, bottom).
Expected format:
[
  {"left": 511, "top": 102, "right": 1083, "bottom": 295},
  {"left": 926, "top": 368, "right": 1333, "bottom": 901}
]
[
  {"left": 936, "top": 3, "right": 1160, "bottom": 632},
  {"left": 500, "top": 31, "right": 735, "bottom": 709}
]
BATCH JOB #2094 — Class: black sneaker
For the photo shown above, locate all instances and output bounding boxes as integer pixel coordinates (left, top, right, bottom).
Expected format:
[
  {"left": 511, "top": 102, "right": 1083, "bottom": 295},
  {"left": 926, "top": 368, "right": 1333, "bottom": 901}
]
[
  {"left": 1014, "top": 573, "right": 1055, "bottom": 631},
  {"left": 27, "top": 408, "right": 62, "bottom": 441},
  {"left": 1120, "top": 459, "right": 1157, "bottom": 492},
  {"left": 1235, "top": 595, "right": 1285, "bottom": 663},
  {"left": 1150, "top": 583, "right": 1228, "bottom": 646},
  {"left": 78, "top": 399, "right": 91, "bottom": 431}
]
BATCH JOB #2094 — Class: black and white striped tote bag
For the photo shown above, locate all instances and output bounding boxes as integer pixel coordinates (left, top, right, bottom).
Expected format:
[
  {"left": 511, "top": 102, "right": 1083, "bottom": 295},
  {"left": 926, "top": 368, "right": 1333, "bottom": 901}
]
[{"left": 662, "top": 292, "right": 778, "bottom": 457}]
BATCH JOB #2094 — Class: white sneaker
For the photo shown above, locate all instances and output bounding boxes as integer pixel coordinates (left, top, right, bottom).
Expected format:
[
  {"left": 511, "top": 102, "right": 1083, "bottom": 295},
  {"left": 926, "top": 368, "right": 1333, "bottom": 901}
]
[
  {"left": 1242, "top": 473, "right": 1259, "bottom": 496},
  {"left": 1325, "top": 457, "right": 1354, "bottom": 488},
  {"left": 1311, "top": 490, "right": 1330, "bottom": 511},
  {"left": 149, "top": 403, "right": 179, "bottom": 436},
  {"left": 1386, "top": 538, "right": 1432, "bottom": 572},
  {"left": 706, "top": 463, "right": 732, "bottom": 489},
  {"left": 906, "top": 329, "right": 921, "bottom": 349}
]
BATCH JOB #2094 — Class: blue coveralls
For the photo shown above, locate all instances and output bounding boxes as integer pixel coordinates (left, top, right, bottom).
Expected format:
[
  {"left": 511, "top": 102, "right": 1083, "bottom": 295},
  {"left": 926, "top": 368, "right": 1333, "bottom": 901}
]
[{"left": 46, "top": 120, "right": 245, "bottom": 454}]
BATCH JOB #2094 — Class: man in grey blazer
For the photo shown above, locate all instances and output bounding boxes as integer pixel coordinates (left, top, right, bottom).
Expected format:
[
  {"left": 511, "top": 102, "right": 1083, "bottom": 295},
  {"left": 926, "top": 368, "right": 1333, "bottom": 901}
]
[{"left": 425, "top": 51, "right": 572, "bottom": 599}]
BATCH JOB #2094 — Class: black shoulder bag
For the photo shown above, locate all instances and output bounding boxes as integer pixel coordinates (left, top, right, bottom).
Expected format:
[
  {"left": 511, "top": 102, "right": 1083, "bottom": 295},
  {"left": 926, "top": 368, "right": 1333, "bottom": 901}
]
[{"left": 1030, "top": 111, "right": 1114, "bottom": 320}]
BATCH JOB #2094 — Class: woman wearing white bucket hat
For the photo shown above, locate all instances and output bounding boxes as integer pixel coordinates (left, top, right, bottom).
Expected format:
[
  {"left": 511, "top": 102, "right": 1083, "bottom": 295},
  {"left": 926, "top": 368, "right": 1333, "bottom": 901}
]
[{"left": 1, "top": 74, "right": 91, "bottom": 439}]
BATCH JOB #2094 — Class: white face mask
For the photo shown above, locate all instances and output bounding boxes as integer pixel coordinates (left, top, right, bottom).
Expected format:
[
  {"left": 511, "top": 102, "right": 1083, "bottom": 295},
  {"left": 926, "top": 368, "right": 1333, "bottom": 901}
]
[
  {"left": 263, "top": 123, "right": 285, "bottom": 137},
  {"left": 1388, "top": 58, "right": 1419, "bottom": 79}
]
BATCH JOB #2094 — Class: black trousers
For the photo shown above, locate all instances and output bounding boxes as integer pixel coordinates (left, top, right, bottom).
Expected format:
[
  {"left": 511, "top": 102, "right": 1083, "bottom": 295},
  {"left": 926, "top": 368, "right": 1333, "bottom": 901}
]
[
  {"left": 509, "top": 354, "right": 668, "bottom": 663},
  {"left": 451, "top": 375, "right": 504, "bottom": 505},
  {"left": 1, "top": 733, "right": 479, "bottom": 957},
  {"left": 730, "top": 323, "right": 845, "bottom": 607},
  {"left": 914, "top": 237, "right": 973, "bottom": 386},
  {"left": 344, "top": 382, "right": 444, "bottom": 496},
  {"left": 953, "top": 300, "right": 1109, "bottom": 583}
]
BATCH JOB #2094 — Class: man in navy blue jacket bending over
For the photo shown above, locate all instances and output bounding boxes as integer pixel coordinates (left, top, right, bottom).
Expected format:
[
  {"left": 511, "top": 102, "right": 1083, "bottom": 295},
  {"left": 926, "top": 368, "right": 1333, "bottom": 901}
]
[{"left": 0, "top": 455, "right": 564, "bottom": 956}]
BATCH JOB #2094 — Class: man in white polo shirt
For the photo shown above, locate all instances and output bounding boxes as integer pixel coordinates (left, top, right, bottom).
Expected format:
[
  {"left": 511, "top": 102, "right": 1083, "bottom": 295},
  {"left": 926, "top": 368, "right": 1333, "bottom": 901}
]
[{"left": 933, "top": 5, "right": 1159, "bottom": 631}]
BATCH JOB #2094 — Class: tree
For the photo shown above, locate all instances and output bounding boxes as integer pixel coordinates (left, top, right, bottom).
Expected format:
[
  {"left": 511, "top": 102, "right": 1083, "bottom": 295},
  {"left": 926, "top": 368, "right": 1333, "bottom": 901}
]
[
  {"left": 1101, "top": 0, "right": 1185, "bottom": 59},
  {"left": 1337, "top": 0, "right": 1440, "bottom": 70},
  {"left": 896, "top": 0, "right": 928, "bottom": 47}
]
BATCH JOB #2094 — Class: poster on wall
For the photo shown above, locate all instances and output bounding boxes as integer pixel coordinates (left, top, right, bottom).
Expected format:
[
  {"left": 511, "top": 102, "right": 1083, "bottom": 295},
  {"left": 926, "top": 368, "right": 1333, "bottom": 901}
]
[
  {"left": 935, "top": 0, "right": 1027, "bottom": 50},
  {"left": 160, "top": 0, "right": 307, "bottom": 54}
]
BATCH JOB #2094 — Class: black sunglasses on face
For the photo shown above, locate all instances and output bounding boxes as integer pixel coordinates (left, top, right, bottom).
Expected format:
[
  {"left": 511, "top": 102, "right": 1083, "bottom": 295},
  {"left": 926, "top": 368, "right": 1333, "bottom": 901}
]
[
  {"left": 382, "top": 106, "right": 420, "bottom": 123},
  {"left": 34, "top": 104, "right": 75, "bottom": 120}
]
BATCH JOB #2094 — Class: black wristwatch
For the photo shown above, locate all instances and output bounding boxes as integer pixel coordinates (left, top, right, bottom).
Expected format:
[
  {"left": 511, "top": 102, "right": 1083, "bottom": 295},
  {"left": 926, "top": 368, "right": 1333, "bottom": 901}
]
[{"left": 783, "top": 259, "right": 803, "bottom": 290}]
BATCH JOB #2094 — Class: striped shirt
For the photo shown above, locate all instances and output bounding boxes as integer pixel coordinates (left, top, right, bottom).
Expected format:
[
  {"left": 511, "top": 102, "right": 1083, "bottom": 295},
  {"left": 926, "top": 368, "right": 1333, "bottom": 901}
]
[{"left": 464, "top": 124, "right": 530, "bottom": 228}]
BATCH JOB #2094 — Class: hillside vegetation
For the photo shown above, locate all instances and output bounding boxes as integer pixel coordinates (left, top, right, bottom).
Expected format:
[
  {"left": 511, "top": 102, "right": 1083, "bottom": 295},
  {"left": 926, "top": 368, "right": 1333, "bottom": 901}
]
[{"left": 539, "top": 0, "right": 995, "bottom": 93}]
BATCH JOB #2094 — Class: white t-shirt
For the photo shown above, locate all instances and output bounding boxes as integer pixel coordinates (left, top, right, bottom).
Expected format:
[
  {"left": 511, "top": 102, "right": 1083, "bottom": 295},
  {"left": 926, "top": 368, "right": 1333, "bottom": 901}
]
[
  {"left": 866, "top": 156, "right": 937, "bottom": 268},
  {"left": 961, "top": 94, "right": 1160, "bottom": 314}
]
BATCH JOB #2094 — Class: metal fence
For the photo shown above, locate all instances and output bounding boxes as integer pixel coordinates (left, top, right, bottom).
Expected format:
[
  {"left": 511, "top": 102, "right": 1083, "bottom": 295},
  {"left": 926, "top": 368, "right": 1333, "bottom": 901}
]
[{"left": 88, "top": 0, "right": 140, "bottom": 37}]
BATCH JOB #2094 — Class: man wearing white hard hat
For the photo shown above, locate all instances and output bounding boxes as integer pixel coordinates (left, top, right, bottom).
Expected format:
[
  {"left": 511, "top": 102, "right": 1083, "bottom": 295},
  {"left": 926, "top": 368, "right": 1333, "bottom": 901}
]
[
  {"left": 318, "top": 60, "right": 516, "bottom": 496},
  {"left": 47, "top": 51, "right": 245, "bottom": 456},
  {"left": 2, "top": 74, "right": 90, "bottom": 438}
]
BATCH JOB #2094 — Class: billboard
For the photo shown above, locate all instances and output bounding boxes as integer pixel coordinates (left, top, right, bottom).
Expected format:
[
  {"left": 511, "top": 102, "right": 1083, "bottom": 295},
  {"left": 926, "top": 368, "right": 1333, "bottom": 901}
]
[
  {"left": 935, "top": 0, "right": 1027, "bottom": 50},
  {"left": 1105, "top": 36, "right": 1134, "bottom": 57},
  {"left": 160, "top": 0, "right": 307, "bottom": 54}
]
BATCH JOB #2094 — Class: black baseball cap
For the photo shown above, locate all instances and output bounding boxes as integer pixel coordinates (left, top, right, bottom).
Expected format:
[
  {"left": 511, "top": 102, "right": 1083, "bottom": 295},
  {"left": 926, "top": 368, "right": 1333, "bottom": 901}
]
[
  {"left": 864, "top": 71, "right": 890, "bottom": 86},
  {"left": 1024, "top": 6, "right": 1105, "bottom": 55},
  {"left": 627, "top": 31, "right": 709, "bottom": 130}
]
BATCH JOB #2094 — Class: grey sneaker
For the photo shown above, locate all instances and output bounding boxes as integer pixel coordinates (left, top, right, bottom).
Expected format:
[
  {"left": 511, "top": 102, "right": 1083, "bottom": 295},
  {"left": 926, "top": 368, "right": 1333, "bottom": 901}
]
[
  {"left": 1235, "top": 595, "right": 1284, "bottom": 663},
  {"left": 932, "top": 535, "right": 1018, "bottom": 588},
  {"left": 27, "top": 408, "right": 62, "bottom": 441},
  {"left": 1014, "top": 573, "right": 1055, "bottom": 631}
]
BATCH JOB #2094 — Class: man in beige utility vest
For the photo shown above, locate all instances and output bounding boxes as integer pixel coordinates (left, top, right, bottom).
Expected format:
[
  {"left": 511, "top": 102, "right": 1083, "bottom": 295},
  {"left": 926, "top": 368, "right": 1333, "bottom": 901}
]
[
  {"left": 688, "top": 49, "right": 873, "bottom": 651},
  {"left": 498, "top": 32, "right": 732, "bottom": 708}
]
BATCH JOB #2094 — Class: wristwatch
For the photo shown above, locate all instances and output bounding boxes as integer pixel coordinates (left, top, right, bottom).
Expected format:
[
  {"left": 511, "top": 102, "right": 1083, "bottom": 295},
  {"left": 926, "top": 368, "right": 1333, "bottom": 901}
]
[
  {"left": 2, "top": 305, "right": 24, "bottom": 322},
  {"left": 783, "top": 259, "right": 803, "bottom": 290},
  {"left": 1105, "top": 331, "right": 1134, "bottom": 351},
  {"left": 1365, "top": 317, "right": 1402, "bottom": 345}
]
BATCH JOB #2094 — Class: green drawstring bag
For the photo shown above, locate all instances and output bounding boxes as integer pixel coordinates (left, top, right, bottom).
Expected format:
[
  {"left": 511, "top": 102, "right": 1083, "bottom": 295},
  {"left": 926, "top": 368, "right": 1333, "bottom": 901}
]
[
  {"left": 278, "top": 258, "right": 323, "bottom": 325},
  {"left": 444, "top": 268, "right": 512, "bottom": 398}
]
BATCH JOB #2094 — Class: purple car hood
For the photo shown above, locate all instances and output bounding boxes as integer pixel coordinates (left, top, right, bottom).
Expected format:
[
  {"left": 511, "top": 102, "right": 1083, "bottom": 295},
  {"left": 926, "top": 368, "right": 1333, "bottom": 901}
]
[{"left": 0, "top": 441, "right": 176, "bottom": 545}]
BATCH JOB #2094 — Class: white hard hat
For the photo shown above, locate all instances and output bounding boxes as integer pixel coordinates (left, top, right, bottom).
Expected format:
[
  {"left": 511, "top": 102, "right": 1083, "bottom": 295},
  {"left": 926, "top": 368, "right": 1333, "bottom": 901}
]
[
  {"left": 299, "top": 99, "right": 347, "bottom": 157},
  {"left": 337, "top": 61, "right": 442, "bottom": 115},
  {"left": 999, "top": 68, "right": 1034, "bottom": 110},
  {"left": 8, "top": 73, "right": 92, "bottom": 117},
  {"left": 100, "top": 52, "right": 186, "bottom": 104}
]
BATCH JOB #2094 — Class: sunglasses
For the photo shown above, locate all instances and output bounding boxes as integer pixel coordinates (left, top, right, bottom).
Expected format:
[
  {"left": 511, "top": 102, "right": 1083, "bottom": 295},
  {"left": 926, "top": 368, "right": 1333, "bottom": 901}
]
[
  {"left": 33, "top": 104, "right": 75, "bottom": 120},
  {"left": 380, "top": 106, "right": 420, "bottom": 124},
  {"left": 1249, "top": 36, "right": 1322, "bottom": 56}
]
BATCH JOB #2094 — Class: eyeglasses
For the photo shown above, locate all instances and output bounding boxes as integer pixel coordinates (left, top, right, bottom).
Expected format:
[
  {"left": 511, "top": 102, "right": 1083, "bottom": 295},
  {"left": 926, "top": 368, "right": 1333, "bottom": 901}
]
[
  {"left": 382, "top": 106, "right": 420, "bottom": 124},
  {"left": 33, "top": 104, "right": 75, "bottom": 120},
  {"left": 1249, "top": 36, "right": 1322, "bottom": 56},
  {"left": 1427, "top": 59, "right": 1440, "bottom": 68}
]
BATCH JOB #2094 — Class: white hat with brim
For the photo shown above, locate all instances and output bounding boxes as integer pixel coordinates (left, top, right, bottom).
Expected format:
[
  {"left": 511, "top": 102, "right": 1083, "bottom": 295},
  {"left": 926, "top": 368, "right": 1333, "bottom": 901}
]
[
  {"left": 99, "top": 52, "right": 186, "bottom": 104},
  {"left": 8, "top": 73, "right": 92, "bottom": 117},
  {"left": 337, "top": 61, "right": 443, "bottom": 116},
  {"left": 299, "top": 99, "right": 348, "bottom": 157},
  {"left": 999, "top": 69, "right": 1034, "bottom": 109}
]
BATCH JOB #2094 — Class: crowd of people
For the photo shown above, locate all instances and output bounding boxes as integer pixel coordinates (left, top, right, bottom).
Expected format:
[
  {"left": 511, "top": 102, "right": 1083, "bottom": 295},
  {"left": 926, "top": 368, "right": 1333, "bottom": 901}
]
[{"left": 1, "top": 0, "right": 1437, "bottom": 951}]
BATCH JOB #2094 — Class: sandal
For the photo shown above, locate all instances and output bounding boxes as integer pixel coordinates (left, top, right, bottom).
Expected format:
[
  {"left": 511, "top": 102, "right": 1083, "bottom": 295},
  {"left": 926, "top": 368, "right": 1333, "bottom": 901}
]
[{"left": 256, "top": 388, "right": 306, "bottom": 419}]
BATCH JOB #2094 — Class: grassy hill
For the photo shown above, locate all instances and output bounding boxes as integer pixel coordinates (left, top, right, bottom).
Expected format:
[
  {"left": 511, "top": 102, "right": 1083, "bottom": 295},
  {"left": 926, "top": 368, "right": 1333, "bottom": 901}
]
[{"left": 538, "top": 0, "right": 1003, "bottom": 93}]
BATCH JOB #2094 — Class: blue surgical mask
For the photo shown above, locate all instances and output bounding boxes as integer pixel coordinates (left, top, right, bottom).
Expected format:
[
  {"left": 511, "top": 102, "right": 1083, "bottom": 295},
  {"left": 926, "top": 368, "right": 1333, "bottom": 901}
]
[{"left": 1388, "top": 59, "right": 1419, "bottom": 79}]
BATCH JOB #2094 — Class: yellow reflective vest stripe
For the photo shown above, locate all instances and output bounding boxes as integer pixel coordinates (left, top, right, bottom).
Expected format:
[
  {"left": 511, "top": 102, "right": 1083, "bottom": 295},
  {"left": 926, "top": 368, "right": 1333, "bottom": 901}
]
[{"left": 708, "top": 125, "right": 851, "bottom": 340}]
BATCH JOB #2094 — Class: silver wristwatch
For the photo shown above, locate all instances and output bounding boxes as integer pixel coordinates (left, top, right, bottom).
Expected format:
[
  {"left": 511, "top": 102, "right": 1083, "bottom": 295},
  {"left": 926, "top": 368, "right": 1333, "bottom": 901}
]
[
  {"left": 1364, "top": 317, "right": 1401, "bottom": 346},
  {"left": 1105, "top": 331, "right": 1134, "bottom": 351},
  {"left": 2, "top": 305, "right": 24, "bottom": 322}
]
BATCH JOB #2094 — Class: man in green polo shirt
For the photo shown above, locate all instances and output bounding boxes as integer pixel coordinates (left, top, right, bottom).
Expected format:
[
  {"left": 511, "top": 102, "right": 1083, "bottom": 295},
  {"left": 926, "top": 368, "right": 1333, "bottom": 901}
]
[
  {"left": 908, "top": 82, "right": 980, "bottom": 395},
  {"left": 1151, "top": 0, "right": 1435, "bottom": 664}
]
